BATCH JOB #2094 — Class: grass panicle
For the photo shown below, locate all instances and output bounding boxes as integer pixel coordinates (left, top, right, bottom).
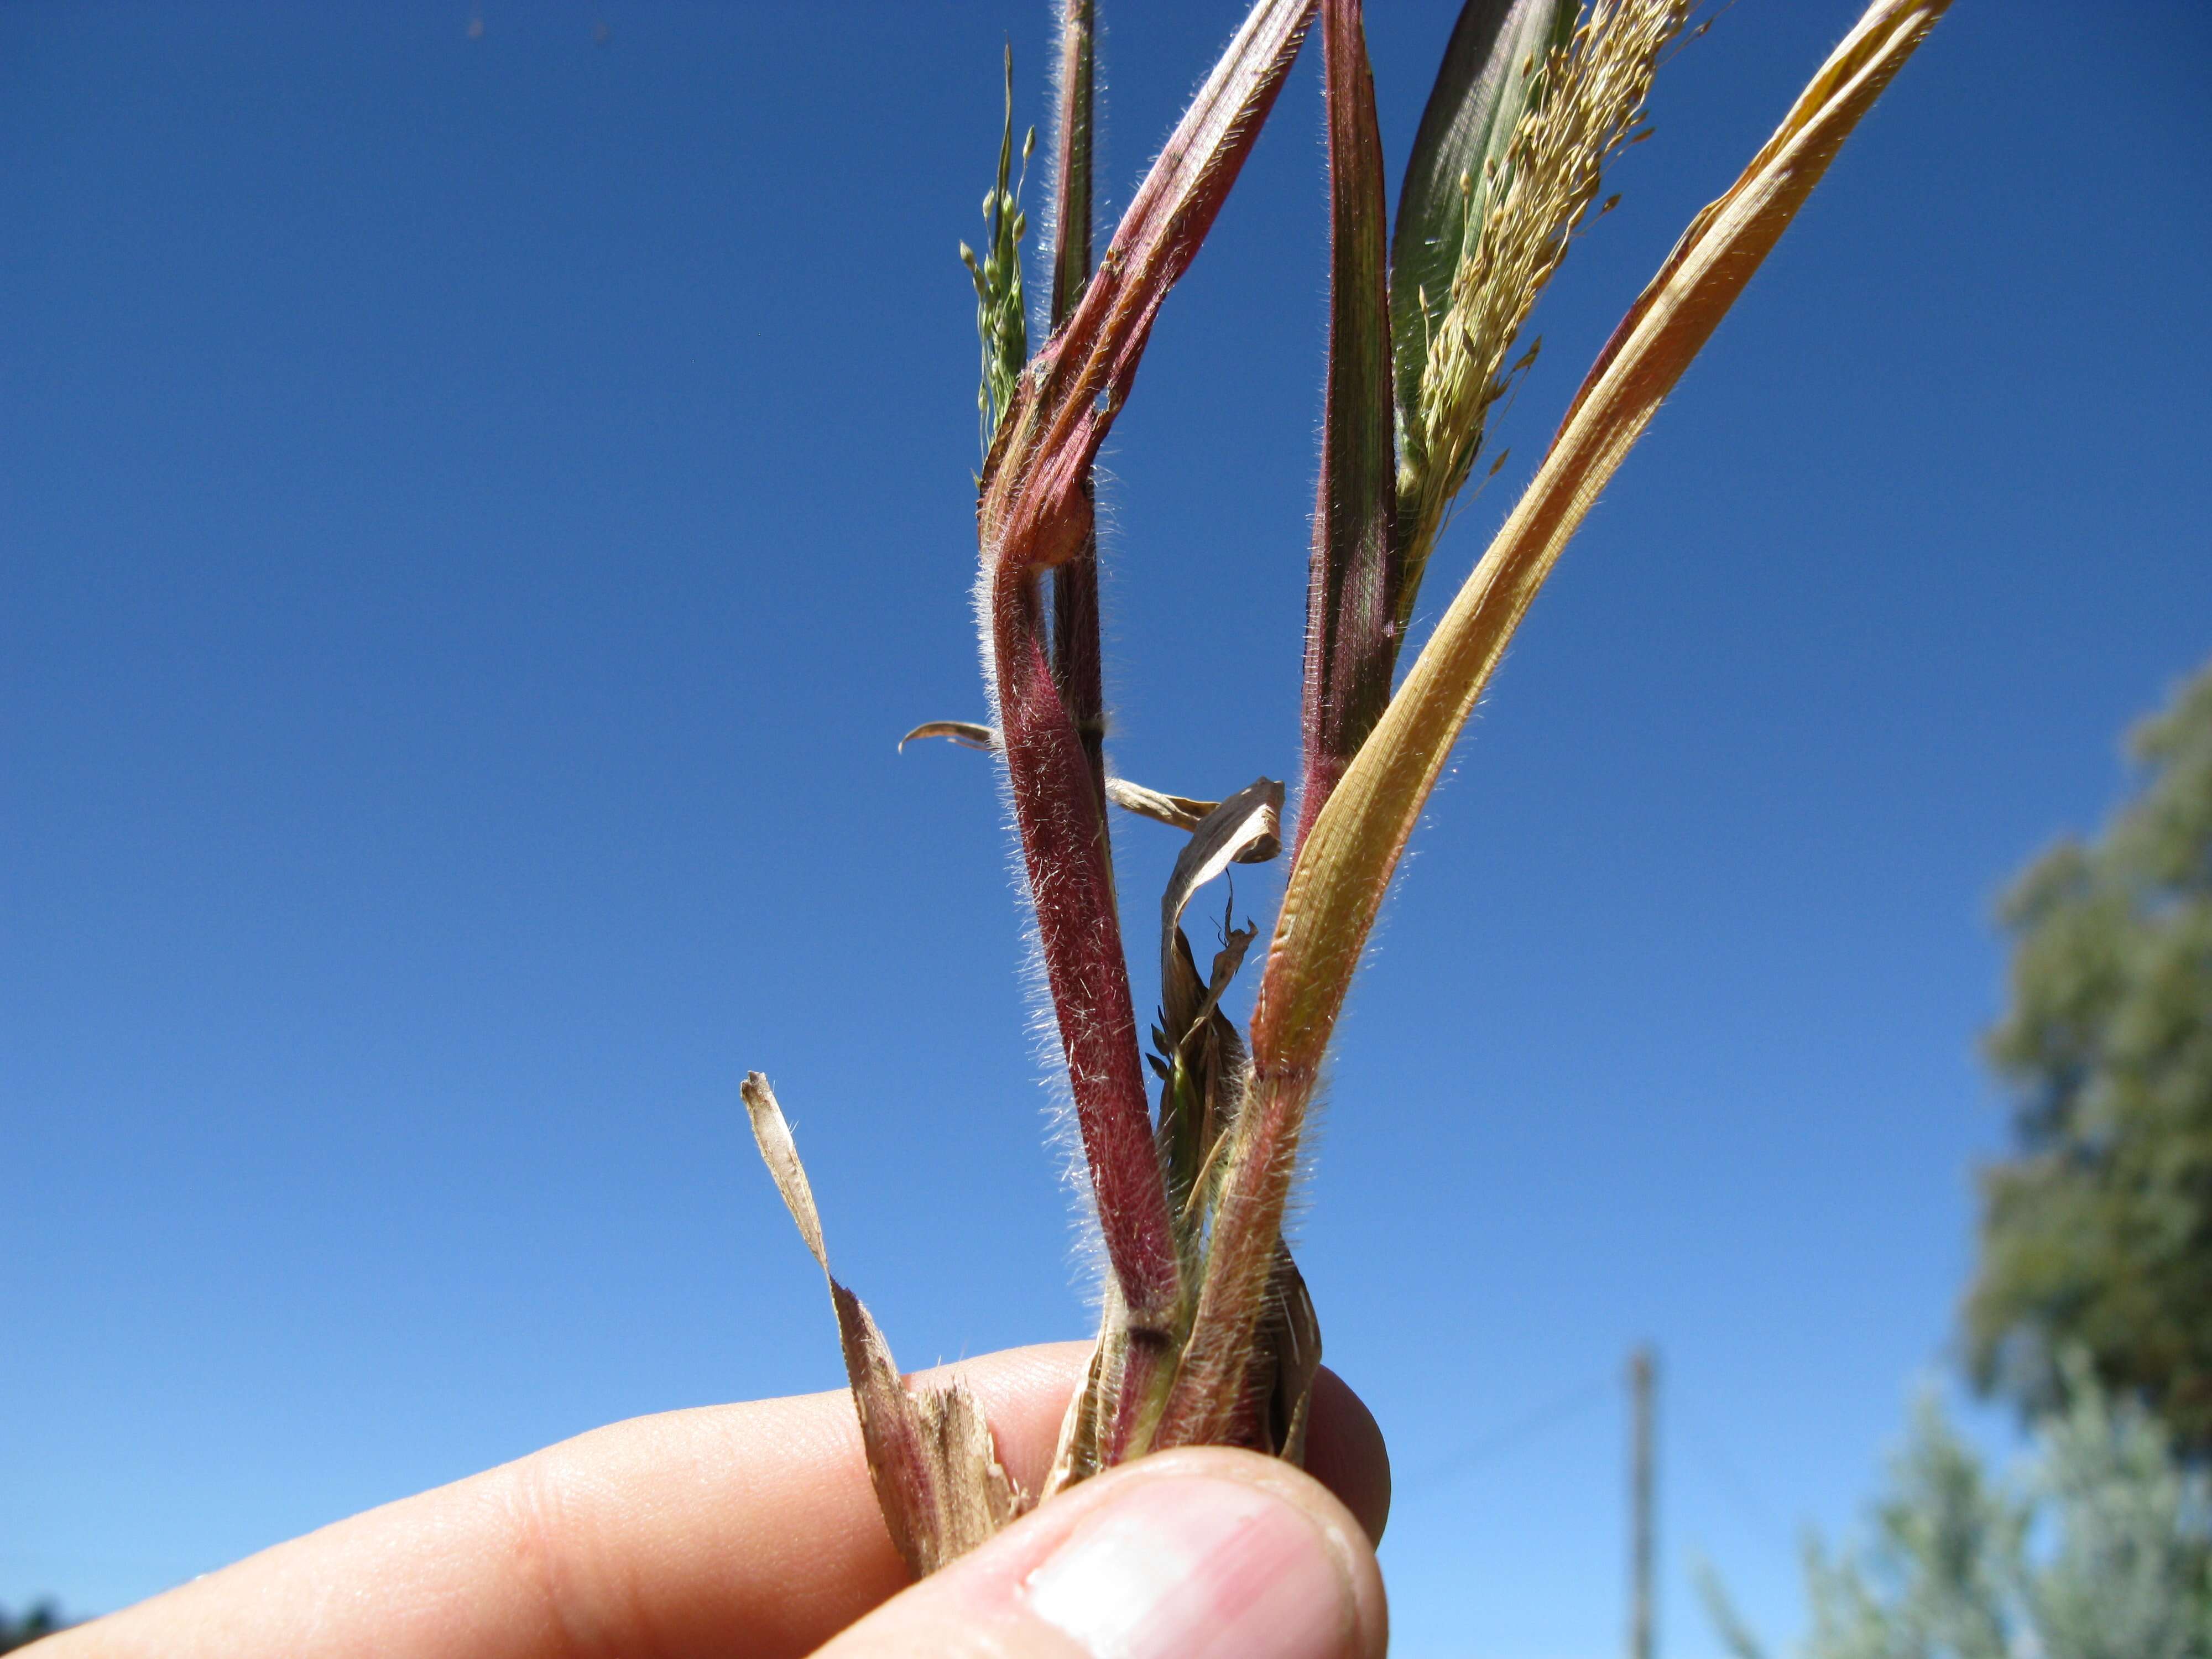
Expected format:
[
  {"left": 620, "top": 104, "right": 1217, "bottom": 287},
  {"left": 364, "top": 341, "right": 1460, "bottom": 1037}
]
[
  {"left": 1389, "top": 0, "right": 1575, "bottom": 498},
  {"left": 1396, "top": 0, "right": 1687, "bottom": 637}
]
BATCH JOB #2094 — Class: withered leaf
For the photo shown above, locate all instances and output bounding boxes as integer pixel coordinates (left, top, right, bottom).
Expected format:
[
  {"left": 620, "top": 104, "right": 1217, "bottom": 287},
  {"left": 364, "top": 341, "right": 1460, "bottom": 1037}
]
[
  {"left": 1160, "top": 778, "right": 1284, "bottom": 967},
  {"left": 1253, "top": 1246, "right": 1322, "bottom": 1465},
  {"left": 899, "top": 719, "right": 1277, "bottom": 863},
  {"left": 1043, "top": 1291, "right": 1120, "bottom": 1500},
  {"left": 898, "top": 719, "right": 998, "bottom": 753},
  {"left": 741, "top": 1072, "right": 1024, "bottom": 1577},
  {"left": 1154, "top": 780, "right": 1281, "bottom": 1248}
]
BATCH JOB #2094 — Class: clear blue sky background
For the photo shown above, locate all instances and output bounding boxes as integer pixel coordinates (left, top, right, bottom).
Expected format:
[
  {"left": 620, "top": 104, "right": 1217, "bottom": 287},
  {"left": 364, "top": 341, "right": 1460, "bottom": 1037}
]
[{"left": 4, "top": 2, "right": 2208, "bottom": 1654}]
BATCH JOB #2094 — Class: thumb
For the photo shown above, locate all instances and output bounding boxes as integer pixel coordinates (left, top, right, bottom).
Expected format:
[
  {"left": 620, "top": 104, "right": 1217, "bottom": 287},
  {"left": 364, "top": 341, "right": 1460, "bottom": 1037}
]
[{"left": 816, "top": 1446, "right": 1387, "bottom": 1659}]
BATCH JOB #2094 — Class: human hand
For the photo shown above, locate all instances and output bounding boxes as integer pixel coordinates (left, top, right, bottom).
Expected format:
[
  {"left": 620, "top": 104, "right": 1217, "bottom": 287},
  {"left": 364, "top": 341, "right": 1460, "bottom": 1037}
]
[{"left": 50, "top": 1342, "right": 1390, "bottom": 1658}]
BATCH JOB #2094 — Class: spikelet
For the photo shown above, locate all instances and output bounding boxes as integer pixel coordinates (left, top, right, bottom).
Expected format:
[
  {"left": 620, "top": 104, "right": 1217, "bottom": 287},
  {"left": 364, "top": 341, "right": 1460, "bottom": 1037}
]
[
  {"left": 959, "top": 48, "right": 1035, "bottom": 457},
  {"left": 1400, "top": 0, "right": 1687, "bottom": 615}
]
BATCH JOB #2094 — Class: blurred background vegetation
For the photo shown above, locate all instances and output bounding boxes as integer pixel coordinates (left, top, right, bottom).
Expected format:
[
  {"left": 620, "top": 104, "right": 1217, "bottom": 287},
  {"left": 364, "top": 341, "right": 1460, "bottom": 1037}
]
[
  {"left": 1702, "top": 658, "right": 2212, "bottom": 1658},
  {"left": 1968, "top": 663, "right": 2212, "bottom": 1452},
  {"left": 0, "top": 1604, "right": 66, "bottom": 1653}
]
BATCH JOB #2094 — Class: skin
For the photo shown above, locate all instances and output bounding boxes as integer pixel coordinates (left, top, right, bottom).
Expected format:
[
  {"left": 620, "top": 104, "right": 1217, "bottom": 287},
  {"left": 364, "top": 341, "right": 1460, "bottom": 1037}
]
[{"left": 48, "top": 1343, "right": 1390, "bottom": 1659}]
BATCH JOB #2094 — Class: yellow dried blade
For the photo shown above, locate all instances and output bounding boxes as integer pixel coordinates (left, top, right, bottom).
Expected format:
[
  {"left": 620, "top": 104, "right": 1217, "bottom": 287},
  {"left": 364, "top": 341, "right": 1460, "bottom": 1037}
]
[{"left": 1264, "top": 0, "right": 1950, "bottom": 1085}]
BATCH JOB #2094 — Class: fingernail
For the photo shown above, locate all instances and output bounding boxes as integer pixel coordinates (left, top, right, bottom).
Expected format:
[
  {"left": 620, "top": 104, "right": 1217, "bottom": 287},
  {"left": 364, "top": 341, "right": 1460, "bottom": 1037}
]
[{"left": 1022, "top": 1473, "right": 1356, "bottom": 1659}]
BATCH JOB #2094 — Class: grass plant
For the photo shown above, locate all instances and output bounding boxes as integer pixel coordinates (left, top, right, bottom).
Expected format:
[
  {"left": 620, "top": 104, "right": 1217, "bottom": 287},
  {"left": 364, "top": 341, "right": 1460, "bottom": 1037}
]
[{"left": 746, "top": 0, "right": 1950, "bottom": 1579}]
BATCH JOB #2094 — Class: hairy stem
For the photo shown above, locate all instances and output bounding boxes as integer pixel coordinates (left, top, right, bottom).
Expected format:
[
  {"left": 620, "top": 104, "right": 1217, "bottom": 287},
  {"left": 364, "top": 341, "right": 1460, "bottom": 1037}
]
[
  {"left": 979, "top": 0, "right": 1319, "bottom": 1445},
  {"left": 1295, "top": 0, "right": 1399, "bottom": 862},
  {"left": 1046, "top": 0, "right": 1108, "bottom": 830}
]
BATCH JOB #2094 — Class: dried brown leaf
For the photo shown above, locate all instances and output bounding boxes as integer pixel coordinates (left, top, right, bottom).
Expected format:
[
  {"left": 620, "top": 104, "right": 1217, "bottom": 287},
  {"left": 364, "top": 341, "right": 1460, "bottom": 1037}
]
[
  {"left": 899, "top": 721, "right": 1275, "bottom": 863},
  {"left": 1253, "top": 1246, "right": 1322, "bottom": 1464},
  {"left": 1161, "top": 779, "right": 1285, "bottom": 958},
  {"left": 741, "top": 1072, "right": 1023, "bottom": 1576},
  {"left": 1105, "top": 777, "right": 1217, "bottom": 834},
  {"left": 898, "top": 720, "right": 997, "bottom": 753}
]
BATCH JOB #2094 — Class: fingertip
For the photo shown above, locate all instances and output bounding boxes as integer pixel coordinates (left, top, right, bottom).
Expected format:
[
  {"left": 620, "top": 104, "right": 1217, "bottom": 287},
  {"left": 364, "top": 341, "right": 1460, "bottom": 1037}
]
[
  {"left": 921, "top": 1346, "right": 1390, "bottom": 1547},
  {"left": 820, "top": 1447, "right": 1386, "bottom": 1659}
]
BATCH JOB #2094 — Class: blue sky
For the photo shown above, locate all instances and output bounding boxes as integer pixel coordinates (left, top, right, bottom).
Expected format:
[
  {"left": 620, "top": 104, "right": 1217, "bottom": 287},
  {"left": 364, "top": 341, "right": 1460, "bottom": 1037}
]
[{"left": 3, "top": 2, "right": 2208, "bottom": 1654}]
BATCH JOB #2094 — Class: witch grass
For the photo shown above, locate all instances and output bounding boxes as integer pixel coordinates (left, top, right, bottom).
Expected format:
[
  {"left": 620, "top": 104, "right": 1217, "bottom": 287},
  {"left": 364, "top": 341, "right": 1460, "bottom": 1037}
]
[{"left": 746, "top": 0, "right": 1950, "bottom": 1578}]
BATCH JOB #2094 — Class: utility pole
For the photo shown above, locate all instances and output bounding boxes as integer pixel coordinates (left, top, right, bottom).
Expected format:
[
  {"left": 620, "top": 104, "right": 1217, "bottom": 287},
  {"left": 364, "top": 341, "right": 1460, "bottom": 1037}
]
[{"left": 1629, "top": 1344, "right": 1657, "bottom": 1659}]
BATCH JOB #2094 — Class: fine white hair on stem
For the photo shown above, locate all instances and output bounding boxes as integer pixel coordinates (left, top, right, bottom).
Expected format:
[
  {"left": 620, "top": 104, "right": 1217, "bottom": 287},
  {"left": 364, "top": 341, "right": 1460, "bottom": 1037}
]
[{"left": 970, "top": 545, "right": 1110, "bottom": 1298}]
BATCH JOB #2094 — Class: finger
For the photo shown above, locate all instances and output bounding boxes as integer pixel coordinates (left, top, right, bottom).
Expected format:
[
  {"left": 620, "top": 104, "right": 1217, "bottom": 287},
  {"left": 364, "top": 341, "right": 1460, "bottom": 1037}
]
[
  {"left": 53, "top": 1343, "right": 1389, "bottom": 1659},
  {"left": 50, "top": 1343, "right": 1086, "bottom": 1659},
  {"left": 817, "top": 1446, "right": 1389, "bottom": 1659}
]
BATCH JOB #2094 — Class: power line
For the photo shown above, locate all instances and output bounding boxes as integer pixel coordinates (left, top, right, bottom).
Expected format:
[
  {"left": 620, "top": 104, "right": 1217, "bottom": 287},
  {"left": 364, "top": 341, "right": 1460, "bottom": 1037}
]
[
  {"left": 1402, "top": 1370, "right": 1616, "bottom": 1496},
  {"left": 1672, "top": 1399, "right": 1794, "bottom": 1555}
]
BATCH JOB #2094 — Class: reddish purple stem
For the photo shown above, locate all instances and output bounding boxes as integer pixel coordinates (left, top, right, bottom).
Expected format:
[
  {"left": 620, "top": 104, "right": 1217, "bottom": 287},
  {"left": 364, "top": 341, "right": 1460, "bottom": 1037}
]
[
  {"left": 1293, "top": 0, "right": 1397, "bottom": 862},
  {"left": 979, "top": 0, "right": 1318, "bottom": 1405},
  {"left": 993, "top": 558, "right": 1182, "bottom": 1323},
  {"left": 1046, "top": 0, "right": 1108, "bottom": 827}
]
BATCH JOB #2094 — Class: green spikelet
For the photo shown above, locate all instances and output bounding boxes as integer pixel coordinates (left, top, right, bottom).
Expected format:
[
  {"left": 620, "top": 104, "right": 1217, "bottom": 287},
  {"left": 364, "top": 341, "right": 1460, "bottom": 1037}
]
[{"left": 959, "top": 47, "right": 1034, "bottom": 458}]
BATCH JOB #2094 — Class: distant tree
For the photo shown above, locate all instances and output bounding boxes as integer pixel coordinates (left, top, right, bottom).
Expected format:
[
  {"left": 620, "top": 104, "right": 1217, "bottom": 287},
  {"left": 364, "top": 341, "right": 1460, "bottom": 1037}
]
[
  {"left": 0, "top": 1601, "right": 67, "bottom": 1653},
  {"left": 1699, "top": 1358, "right": 2212, "bottom": 1659},
  {"left": 1965, "top": 659, "right": 2212, "bottom": 1453}
]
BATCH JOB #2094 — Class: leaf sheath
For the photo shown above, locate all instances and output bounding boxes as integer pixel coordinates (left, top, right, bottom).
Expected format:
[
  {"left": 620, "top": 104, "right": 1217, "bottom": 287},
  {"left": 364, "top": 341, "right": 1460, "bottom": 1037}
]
[
  {"left": 1047, "top": 0, "right": 1108, "bottom": 826},
  {"left": 1295, "top": 0, "right": 1400, "bottom": 861}
]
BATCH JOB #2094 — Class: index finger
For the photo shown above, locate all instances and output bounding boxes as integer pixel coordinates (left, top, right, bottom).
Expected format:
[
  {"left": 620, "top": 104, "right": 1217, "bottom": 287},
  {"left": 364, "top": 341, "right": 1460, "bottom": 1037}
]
[{"left": 54, "top": 1343, "right": 1388, "bottom": 1659}]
